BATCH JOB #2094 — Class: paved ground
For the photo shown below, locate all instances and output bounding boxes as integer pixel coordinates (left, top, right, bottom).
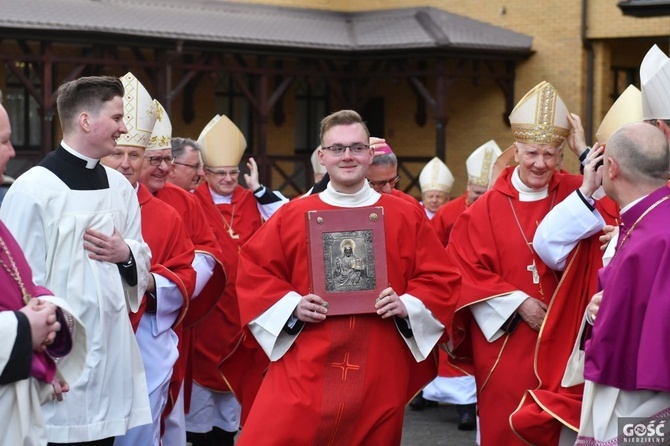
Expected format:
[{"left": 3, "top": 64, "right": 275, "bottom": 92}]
[{"left": 401, "top": 404, "right": 478, "bottom": 446}]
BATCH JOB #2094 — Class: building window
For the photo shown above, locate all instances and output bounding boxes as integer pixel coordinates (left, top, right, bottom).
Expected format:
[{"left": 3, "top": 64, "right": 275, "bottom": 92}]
[
  {"left": 610, "top": 66, "right": 637, "bottom": 100},
  {"left": 295, "top": 79, "right": 328, "bottom": 153},
  {"left": 5, "top": 62, "right": 41, "bottom": 152},
  {"left": 214, "top": 74, "right": 252, "bottom": 151}
]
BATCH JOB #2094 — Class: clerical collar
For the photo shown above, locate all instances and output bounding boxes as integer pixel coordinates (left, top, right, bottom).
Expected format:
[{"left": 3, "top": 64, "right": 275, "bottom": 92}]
[
  {"left": 511, "top": 166, "right": 549, "bottom": 202},
  {"left": 61, "top": 141, "right": 99, "bottom": 169},
  {"left": 320, "top": 181, "right": 380, "bottom": 207},
  {"left": 620, "top": 194, "right": 648, "bottom": 216},
  {"left": 209, "top": 187, "right": 232, "bottom": 205}
]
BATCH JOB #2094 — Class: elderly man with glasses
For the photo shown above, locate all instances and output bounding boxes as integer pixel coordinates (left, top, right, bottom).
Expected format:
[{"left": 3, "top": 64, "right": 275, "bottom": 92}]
[
  {"left": 187, "top": 114, "right": 287, "bottom": 446},
  {"left": 367, "top": 137, "right": 424, "bottom": 210}
]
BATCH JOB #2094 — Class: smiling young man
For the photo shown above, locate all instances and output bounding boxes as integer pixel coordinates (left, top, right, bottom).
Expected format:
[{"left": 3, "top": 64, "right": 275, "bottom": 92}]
[
  {"left": 234, "top": 109, "right": 460, "bottom": 445},
  {"left": 446, "top": 81, "right": 584, "bottom": 446},
  {"left": 0, "top": 76, "right": 152, "bottom": 445}
]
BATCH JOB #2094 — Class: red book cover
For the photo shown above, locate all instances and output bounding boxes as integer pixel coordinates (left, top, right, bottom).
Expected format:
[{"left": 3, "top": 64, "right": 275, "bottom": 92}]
[{"left": 305, "top": 206, "right": 388, "bottom": 315}]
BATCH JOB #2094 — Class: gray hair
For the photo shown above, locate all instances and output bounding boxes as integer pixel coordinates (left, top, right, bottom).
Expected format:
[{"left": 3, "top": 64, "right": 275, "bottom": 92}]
[{"left": 171, "top": 137, "right": 201, "bottom": 159}]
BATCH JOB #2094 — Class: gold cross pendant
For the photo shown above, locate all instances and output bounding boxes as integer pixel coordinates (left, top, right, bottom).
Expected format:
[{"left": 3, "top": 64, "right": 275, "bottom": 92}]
[{"left": 228, "top": 227, "right": 240, "bottom": 240}]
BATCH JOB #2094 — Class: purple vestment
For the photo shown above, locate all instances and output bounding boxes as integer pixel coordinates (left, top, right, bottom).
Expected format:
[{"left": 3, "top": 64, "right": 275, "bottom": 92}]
[
  {"left": 0, "top": 220, "right": 70, "bottom": 383},
  {"left": 584, "top": 185, "right": 670, "bottom": 391}
]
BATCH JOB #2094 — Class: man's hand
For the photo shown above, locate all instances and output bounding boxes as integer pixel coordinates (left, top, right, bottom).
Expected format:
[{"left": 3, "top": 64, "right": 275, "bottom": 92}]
[
  {"left": 567, "top": 113, "right": 588, "bottom": 158},
  {"left": 600, "top": 225, "right": 619, "bottom": 251},
  {"left": 146, "top": 273, "right": 156, "bottom": 293},
  {"left": 375, "top": 287, "right": 408, "bottom": 319},
  {"left": 52, "top": 379, "right": 70, "bottom": 402},
  {"left": 579, "top": 143, "right": 605, "bottom": 198},
  {"left": 84, "top": 227, "right": 131, "bottom": 263},
  {"left": 517, "top": 297, "right": 547, "bottom": 332},
  {"left": 293, "top": 293, "right": 328, "bottom": 323},
  {"left": 586, "top": 291, "right": 603, "bottom": 323},
  {"left": 19, "top": 299, "right": 60, "bottom": 352},
  {"left": 244, "top": 157, "right": 261, "bottom": 191}
]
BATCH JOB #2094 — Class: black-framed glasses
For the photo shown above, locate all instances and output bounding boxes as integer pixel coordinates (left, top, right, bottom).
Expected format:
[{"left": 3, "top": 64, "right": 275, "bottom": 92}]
[
  {"left": 205, "top": 167, "right": 240, "bottom": 178},
  {"left": 144, "top": 155, "right": 174, "bottom": 167},
  {"left": 322, "top": 143, "right": 370, "bottom": 156},
  {"left": 368, "top": 175, "right": 401, "bottom": 189},
  {"left": 173, "top": 161, "right": 203, "bottom": 171}
]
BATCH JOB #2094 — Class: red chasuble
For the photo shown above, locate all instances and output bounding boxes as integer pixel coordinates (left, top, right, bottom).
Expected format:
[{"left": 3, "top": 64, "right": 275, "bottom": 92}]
[
  {"left": 431, "top": 193, "right": 468, "bottom": 247},
  {"left": 236, "top": 193, "right": 460, "bottom": 445},
  {"left": 390, "top": 187, "right": 424, "bottom": 211},
  {"left": 154, "top": 182, "right": 226, "bottom": 416},
  {"left": 131, "top": 184, "right": 195, "bottom": 331},
  {"left": 510, "top": 195, "right": 619, "bottom": 444},
  {"left": 430, "top": 192, "right": 471, "bottom": 379},
  {"left": 446, "top": 167, "right": 582, "bottom": 446},
  {"left": 192, "top": 182, "right": 268, "bottom": 423}
]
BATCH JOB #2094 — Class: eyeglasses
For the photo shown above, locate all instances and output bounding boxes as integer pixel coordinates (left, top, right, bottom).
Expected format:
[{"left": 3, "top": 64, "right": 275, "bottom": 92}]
[
  {"left": 173, "top": 161, "right": 203, "bottom": 171},
  {"left": 368, "top": 175, "right": 401, "bottom": 189},
  {"left": 205, "top": 167, "right": 240, "bottom": 178},
  {"left": 144, "top": 155, "right": 174, "bottom": 167},
  {"left": 322, "top": 143, "right": 370, "bottom": 156}
]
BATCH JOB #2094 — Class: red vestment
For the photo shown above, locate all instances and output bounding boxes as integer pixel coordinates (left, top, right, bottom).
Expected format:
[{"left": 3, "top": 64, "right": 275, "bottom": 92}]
[
  {"left": 236, "top": 193, "right": 460, "bottom": 445},
  {"left": 431, "top": 193, "right": 468, "bottom": 247},
  {"left": 510, "top": 195, "right": 619, "bottom": 444},
  {"left": 446, "top": 167, "right": 582, "bottom": 446},
  {"left": 390, "top": 188, "right": 424, "bottom": 211},
  {"left": 430, "top": 193, "right": 471, "bottom": 379},
  {"left": 154, "top": 182, "right": 226, "bottom": 415},
  {"left": 192, "top": 182, "right": 267, "bottom": 424},
  {"left": 130, "top": 184, "right": 195, "bottom": 331}
]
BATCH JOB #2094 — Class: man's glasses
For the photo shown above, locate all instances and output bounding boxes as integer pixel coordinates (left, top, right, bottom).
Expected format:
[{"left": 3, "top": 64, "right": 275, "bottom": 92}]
[
  {"left": 322, "top": 143, "right": 370, "bottom": 156},
  {"left": 173, "top": 161, "right": 203, "bottom": 171},
  {"left": 144, "top": 156, "right": 174, "bottom": 167},
  {"left": 368, "top": 175, "right": 401, "bottom": 189},
  {"left": 205, "top": 167, "right": 240, "bottom": 178}
]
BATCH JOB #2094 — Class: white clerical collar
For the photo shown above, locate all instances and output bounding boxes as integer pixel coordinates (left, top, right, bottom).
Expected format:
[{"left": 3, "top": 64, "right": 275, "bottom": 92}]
[
  {"left": 511, "top": 166, "right": 549, "bottom": 202},
  {"left": 620, "top": 194, "right": 648, "bottom": 215},
  {"left": 61, "top": 140, "right": 99, "bottom": 169},
  {"left": 209, "top": 187, "right": 233, "bottom": 205},
  {"left": 422, "top": 205, "right": 435, "bottom": 219},
  {"left": 319, "top": 181, "right": 380, "bottom": 207}
]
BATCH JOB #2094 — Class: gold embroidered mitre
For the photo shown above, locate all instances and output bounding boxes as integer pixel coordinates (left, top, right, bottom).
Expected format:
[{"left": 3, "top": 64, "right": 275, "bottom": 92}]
[
  {"left": 146, "top": 99, "right": 172, "bottom": 152},
  {"left": 419, "top": 157, "right": 454, "bottom": 194},
  {"left": 467, "top": 140, "right": 502, "bottom": 187},
  {"left": 640, "top": 45, "right": 670, "bottom": 120},
  {"left": 118, "top": 72, "right": 157, "bottom": 148},
  {"left": 509, "top": 81, "right": 570, "bottom": 146},
  {"left": 197, "top": 115, "right": 247, "bottom": 167},
  {"left": 596, "top": 85, "right": 642, "bottom": 144}
]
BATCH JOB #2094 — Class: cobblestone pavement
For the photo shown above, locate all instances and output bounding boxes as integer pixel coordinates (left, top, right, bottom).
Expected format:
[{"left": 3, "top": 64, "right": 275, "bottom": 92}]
[{"left": 402, "top": 404, "right": 478, "bottom": 446}]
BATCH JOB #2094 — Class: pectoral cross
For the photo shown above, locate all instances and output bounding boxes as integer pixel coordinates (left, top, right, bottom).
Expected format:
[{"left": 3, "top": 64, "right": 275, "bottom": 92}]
[
  {"left": 527, "top": 260, "right": 540, "bottom": 284},
  {"left": 228, "top": 227, "right": 240, "bottom": 240}
]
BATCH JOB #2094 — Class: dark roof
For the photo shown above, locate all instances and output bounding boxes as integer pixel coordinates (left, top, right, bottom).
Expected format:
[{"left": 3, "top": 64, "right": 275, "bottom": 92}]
[
  {"left": 0, "top": 0, "right": 532, "bottom": 53},
  {"left": 618, "top": 0, "right": 670, "bottom": 17}
]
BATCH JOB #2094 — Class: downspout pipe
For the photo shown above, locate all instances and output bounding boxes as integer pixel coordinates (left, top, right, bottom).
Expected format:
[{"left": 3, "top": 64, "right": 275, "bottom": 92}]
[{"left": 582, "top": 0, "right": 594, "bottom": 145}]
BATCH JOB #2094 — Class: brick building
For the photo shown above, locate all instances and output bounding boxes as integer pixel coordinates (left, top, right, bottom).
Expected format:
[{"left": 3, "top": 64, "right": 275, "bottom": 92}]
[{"left": 1, "top": 0, "right": 669, "bottom": 197}]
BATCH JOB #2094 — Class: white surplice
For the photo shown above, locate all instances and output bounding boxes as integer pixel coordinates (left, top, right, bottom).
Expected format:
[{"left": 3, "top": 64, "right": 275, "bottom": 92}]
[{"left": 0, "top": 165, "right": 152, "bottom": 442}]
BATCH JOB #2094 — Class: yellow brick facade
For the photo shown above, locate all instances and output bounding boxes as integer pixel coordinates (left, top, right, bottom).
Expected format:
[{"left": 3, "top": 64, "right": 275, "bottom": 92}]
[{"left": 207, "top": 0, "right": 670, "bottom": 196}]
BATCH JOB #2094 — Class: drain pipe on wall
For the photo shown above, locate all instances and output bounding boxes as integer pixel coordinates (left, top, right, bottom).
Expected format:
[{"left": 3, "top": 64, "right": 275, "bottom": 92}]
[{"left": 582, "top": 0, "right": 594, "bottom": 145}]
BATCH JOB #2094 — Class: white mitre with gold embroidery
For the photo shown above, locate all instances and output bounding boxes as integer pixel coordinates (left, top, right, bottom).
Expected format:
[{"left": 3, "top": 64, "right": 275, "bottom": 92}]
[
  {"left": 118, "top": 72, "right": 157, "bottom": 148},
  {"left": 467, "top": 140, "right": 502, "bottom": 187},
  {"left": 640, "top": 45, "right": 670, "bottom": 120},
  {"left": 419, "top": 157, "right": 454, "bottom": 194},
  {"left": 146, "top": 99, "right": 171, "bottom": 152},
  {"left": 311, "top": 146, "right": 326, "bottom": 175},
  {"left": 596, "top": 85, "right": 642, "bottom": 143},
  {"left": 198, "top": 115, "right": 247, "bottom": 167},
  {"left": 509, "top": 81, "right": 570, "bottom": 146}
]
